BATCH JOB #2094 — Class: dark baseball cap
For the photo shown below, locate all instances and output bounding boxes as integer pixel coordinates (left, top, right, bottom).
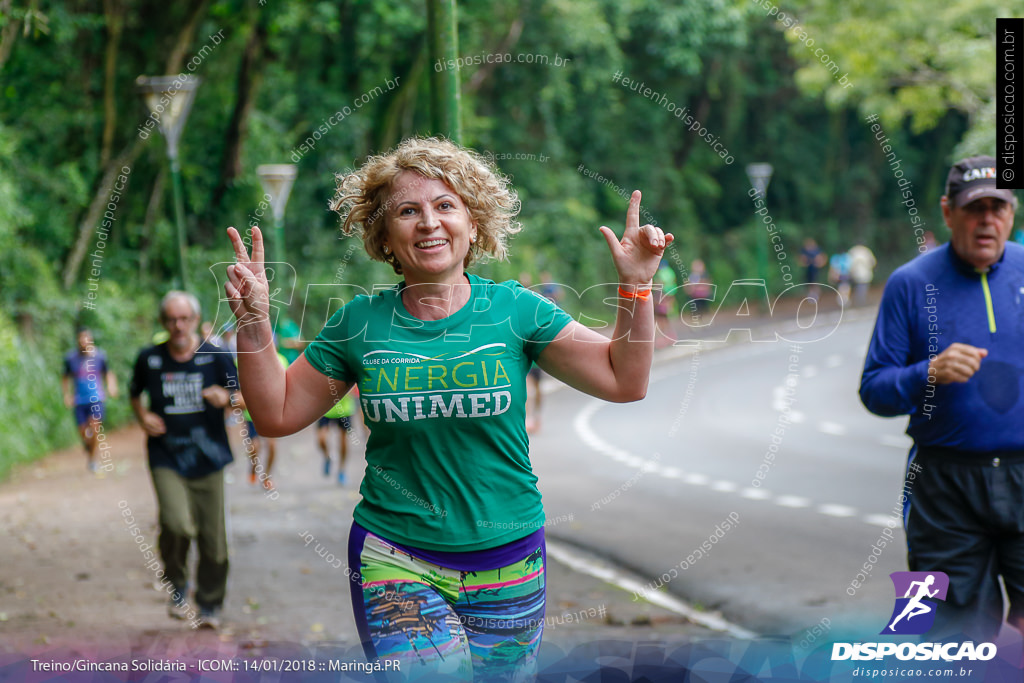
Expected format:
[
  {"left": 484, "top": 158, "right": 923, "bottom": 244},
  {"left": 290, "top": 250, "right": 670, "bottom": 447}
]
[{"left": 945, "top": 156, "right": 1018, "bottom": 208}]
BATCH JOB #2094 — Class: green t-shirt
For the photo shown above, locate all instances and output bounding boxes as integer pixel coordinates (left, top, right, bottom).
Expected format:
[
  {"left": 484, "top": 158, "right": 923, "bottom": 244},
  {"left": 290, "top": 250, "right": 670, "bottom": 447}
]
[
  {"left": 304, "top": 273, "right": 573, "bottom": 551},
  {"left": 275, "top": 317, "right": 302, "bottom": 365},
  {"left": 324, "top": 391, "right": 355, "bottom": 418}
]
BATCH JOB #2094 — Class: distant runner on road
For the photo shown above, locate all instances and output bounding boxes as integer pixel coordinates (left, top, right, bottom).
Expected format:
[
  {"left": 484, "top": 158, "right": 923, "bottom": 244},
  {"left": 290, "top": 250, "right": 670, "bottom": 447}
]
[
  {"left": 235, "top": 350, "right": 288, "bottom": 491},
  {"left": 62, "top": 327, "right": 118, "bottom": 473},
  {"left": 317, "top": 388, "right": 358, "bottom": 485}
]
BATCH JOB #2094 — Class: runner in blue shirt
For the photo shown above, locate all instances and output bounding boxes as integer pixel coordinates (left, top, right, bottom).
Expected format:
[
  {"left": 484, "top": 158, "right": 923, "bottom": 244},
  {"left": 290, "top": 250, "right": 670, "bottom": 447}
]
[
  {"left": 62, "top": 327, "right": 118, "bottom": 473},
  {"left": 860, "top": 155, "right": 1023, "bottom": 640}
]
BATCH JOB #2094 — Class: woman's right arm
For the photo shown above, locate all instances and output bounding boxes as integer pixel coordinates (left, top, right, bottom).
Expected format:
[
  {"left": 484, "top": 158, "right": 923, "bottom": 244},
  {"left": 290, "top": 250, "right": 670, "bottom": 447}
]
[{"left": 226, "top": 226, "right": 349, "bottom": 437}]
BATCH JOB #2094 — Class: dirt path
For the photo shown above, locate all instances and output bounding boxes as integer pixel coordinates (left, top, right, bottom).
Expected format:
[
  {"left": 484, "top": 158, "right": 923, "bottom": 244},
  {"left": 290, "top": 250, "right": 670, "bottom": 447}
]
[{"left": 0, "top": 422, "right": 360, "bottom": 655}]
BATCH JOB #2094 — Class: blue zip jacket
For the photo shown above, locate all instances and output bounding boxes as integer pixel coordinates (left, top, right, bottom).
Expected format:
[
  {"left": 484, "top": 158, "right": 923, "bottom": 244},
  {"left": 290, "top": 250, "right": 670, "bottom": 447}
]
[{"left": 860, "top": 242, "right": 1024, "bottom": 452}]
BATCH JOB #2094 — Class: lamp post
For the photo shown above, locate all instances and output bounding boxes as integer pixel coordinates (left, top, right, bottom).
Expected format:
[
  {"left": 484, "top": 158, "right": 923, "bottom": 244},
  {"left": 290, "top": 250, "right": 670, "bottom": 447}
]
[
  {"left": 136, "top": 75, "right": 201, "bottom": 289},
  {"left": 745, "top": 162, "right": 774, "bottom": 292},
  {"left": 427, "top": 0, "right": 462, "bottom": 143},
  {"left": 255, "top": 164, "right": 298, "bottom": 271}
]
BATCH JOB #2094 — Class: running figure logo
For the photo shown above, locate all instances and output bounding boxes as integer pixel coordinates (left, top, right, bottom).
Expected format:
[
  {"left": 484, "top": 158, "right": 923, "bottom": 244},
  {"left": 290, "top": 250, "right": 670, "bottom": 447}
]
[{"left": 881, "top": 571, "right": 949, "bottom": 635}]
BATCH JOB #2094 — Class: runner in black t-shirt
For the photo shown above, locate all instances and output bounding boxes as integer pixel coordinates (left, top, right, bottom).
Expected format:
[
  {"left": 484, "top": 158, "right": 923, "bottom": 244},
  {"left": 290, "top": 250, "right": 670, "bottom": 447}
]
[{"left": 130, "top": 291, "right": 237, "bottom": 629}]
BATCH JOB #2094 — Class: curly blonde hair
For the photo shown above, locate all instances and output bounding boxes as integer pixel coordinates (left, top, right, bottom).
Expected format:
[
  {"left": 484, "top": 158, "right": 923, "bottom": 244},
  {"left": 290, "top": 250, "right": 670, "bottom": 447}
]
[{"left": 329, "top": 137, "right": 521, "bottom": 274}]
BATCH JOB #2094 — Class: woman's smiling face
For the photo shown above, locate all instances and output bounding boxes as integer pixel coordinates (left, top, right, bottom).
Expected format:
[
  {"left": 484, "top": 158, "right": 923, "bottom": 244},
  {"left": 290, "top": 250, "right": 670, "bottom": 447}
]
[{"left": 384, "top": 171, "right": 477, "bottom": 284}]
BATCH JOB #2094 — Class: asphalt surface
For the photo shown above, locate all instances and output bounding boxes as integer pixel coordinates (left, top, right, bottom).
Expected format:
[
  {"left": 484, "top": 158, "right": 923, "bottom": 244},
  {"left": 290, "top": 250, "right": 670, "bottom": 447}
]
[{"left": 535, "top": 305, "right": 913, "bottom": 640}]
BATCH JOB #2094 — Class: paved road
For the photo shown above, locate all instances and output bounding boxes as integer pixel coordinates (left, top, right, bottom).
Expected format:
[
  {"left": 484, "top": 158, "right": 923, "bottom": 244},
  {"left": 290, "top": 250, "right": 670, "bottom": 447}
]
[{"left": 533, "top": 307, "right": 915, "bottom": 638}]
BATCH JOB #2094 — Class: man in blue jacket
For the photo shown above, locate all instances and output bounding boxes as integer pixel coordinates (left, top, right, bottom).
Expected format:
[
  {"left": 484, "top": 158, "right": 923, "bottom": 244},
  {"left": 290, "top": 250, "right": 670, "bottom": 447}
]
[{"left": 860, "top": 156, "right": 1022, "bottom": 640}]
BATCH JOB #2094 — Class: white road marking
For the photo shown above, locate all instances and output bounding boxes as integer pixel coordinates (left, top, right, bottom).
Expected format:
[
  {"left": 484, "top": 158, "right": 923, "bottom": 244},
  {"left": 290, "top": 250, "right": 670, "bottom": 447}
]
[
  {"left": 545, "top": 540, "right": 757, "bottom": 639},
  {"left": 574, "top": 379, "right": 900, "bottom": 531},
  {"left": 621, "top": 455, "right": 646, "bottom": 469},
  {"left": 818, "top": 421, "right": 847, "bottom": 436},
  {"left": 818, "top": 504, "right": 857, "bottom": 517},
  {"left": 864, "top": 514, "right": 900, "bottom": 528},
  {"left": 775, "top": 495, "right": 812, "bottom": 508}
]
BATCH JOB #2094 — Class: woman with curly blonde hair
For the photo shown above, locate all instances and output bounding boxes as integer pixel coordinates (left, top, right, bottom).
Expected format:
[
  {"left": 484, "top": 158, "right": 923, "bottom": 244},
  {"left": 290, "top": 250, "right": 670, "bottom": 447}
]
[{"left": 225, "top": 137, "right": 672, "bottom": 680}]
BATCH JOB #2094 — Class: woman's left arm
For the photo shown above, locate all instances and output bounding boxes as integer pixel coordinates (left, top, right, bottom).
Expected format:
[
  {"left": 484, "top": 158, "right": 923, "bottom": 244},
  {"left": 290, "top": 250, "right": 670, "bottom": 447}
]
[{"left": 537, "top": 191, "right": 673, "bottom": 403}]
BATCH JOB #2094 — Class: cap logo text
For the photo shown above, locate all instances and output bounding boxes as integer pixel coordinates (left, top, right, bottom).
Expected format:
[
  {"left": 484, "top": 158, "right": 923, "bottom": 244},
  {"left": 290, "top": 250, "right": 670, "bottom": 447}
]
[{"left": 962, "top": 167, "right": 996, "bottom": 182}]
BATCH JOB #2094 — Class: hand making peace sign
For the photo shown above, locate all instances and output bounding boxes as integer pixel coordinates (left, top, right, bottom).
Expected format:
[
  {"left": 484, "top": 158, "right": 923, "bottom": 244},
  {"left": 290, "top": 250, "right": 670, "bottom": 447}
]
[{"left": 224, "top": 226, "right": 271, "bottom": 329}]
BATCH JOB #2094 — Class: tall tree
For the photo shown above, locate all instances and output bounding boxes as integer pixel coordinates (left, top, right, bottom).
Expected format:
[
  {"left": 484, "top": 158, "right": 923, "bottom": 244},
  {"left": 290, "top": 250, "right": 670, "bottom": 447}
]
[
  {"left": 209, "top": 6, "right": 270, "bottom": 215},
  {"left": 99, "top": 0, "right": 125, "bottom": 168}
]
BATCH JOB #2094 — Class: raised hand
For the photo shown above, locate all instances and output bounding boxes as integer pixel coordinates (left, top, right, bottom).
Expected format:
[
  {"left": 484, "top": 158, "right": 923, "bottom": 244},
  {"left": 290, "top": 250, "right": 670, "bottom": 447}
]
[
  {"left": 598, "top": 191, "right": 674, "bottom": 286},
  {"left": 225, "top": 226, "right": 271, "bottom": 330}
]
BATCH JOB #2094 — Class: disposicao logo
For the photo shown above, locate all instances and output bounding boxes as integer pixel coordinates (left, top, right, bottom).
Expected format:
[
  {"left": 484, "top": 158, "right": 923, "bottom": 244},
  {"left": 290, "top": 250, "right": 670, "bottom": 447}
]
[
  {"left": 831, "top": 572, "right": 997, "bottom": 662},
  {"left": 881, "top": 571, "right": 948, "bottom": 635}
]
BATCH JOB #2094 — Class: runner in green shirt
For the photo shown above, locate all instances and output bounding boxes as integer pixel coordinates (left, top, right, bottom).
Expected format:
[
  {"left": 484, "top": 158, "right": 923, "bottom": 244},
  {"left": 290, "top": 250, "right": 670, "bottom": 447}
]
[
  {"left": 317, "top": 388, "right": 358, "bottom": 484},
  {"left": 225, "top": 137, "right": 672, "bottom": 680}
]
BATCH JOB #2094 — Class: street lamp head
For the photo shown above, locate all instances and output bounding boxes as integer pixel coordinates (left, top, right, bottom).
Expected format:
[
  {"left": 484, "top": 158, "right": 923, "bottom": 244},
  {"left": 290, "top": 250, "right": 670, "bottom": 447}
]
[
  {"left": 136, "top": 75, "right": 201, "bottom": 159},
  {"left": 745, "top": 162, "right": 774, "bottom": 198},
  {"left": 137, "top": 75, "right": 200, "bottom": 289},
  {"left": 257, "top": 164, "right": 299, "bottom": 225}
]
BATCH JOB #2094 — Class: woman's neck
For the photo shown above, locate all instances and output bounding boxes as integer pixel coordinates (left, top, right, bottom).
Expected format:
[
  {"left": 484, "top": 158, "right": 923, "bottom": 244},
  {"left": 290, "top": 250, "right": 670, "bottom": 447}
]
[{"left": 401, "top": 273, "right": 472, "bottom": 321}]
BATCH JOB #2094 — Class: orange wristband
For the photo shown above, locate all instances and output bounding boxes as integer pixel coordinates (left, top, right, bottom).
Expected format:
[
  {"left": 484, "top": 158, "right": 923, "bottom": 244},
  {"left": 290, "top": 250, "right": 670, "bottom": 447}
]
[{"left": 618, "top": 286, "right": 652, "bottom": 301}]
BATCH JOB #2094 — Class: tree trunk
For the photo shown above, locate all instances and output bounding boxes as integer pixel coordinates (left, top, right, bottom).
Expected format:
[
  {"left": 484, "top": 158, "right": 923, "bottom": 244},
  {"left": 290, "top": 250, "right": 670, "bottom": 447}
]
[
  {"left": 464, "top": 17, "right": 523, "bottom": 94},
  {"left": 164, "top": 0, "right": 212, "bottom": 75},
  {"left": 378, "top": 43, "right": 426, "bottom": 150},
  {"left": 209, "top": 12, "right": 269, "bottom": 216},
  {"left": 62, "top": 139, "right": 144, "bottom": 290},
  {"left": 99, "top": 0, "right": 124, "bottom": 169},
  {"left": 673, "top": 59, "right": 721, "bottom": 170},
  {"left": 0, "top": 0, "right": 42, "bottom": 72},
  {"left": 339, "top": 0, "right": 360, "bottom": 95},
  {"left": 0, "top": 0, "right": 19, "bottom": 72},
  {"left": 138, "top": 166, "right": 167, "bottom": 283}
]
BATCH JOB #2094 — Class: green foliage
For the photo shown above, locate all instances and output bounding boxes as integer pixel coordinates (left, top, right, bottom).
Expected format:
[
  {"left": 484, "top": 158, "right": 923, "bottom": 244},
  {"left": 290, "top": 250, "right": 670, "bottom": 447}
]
[
  {"left": 780, "top": 0, "right": 1012, "bottom": 145},
  {"left": 0, "top": 311, "right": 78, "bottom": 480},
  {"left": 0, "top": 125, "right": 33, "bottom": 243},
  {"left": 0, "top": 0, "right": 1003, "bottom": 478}
]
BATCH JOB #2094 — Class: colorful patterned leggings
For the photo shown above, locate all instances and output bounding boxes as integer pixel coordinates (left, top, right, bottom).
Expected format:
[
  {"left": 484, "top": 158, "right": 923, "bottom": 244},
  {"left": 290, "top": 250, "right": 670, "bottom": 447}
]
[{"left": 348, "top": 528, "right": 546, "bottom": 681}]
